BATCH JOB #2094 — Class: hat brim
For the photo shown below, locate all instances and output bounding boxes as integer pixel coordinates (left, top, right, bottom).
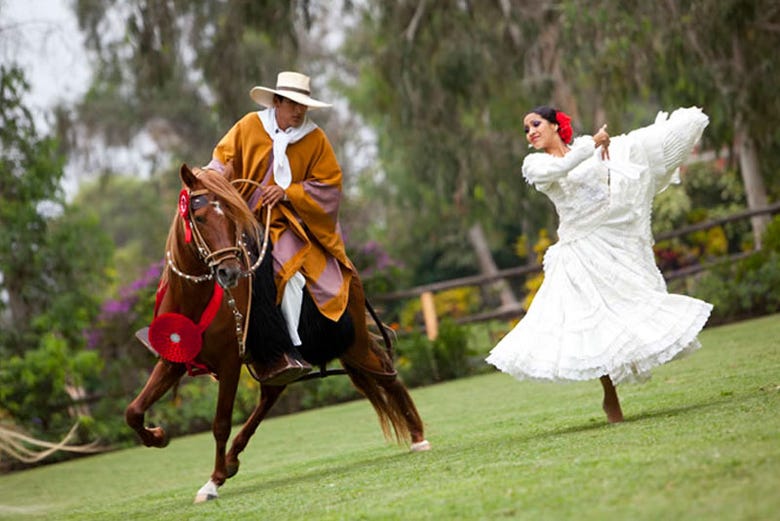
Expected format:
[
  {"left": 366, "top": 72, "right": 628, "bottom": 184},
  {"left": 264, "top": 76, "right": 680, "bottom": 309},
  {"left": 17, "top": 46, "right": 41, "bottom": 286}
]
[{"left": 249, "top": 86, "right": 331, "bottom": 109}]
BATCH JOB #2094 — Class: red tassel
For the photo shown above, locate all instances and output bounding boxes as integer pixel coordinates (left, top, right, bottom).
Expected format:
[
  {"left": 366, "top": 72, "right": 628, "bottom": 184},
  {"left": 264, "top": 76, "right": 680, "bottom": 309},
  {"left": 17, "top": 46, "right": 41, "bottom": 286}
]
[{"left": 178, "top": 189, "right": 192, "bottom": 243}]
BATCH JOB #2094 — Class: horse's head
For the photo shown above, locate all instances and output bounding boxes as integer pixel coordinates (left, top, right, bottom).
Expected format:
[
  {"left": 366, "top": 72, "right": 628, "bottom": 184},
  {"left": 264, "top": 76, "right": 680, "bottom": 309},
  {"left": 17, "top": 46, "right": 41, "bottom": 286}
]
[{"left": 167, "top": 163, "right": 260, "bottom": 289}]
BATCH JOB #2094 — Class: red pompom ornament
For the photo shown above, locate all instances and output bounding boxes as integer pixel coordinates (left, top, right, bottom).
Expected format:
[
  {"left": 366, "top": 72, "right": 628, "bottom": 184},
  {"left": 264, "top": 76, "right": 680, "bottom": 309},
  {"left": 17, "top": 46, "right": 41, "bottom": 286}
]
[
  {"left": 147, "top": 282, "right": 224, "bottom": 376},
  {"left": 149, "top": 313, "right": 203, "bottom": 363}
]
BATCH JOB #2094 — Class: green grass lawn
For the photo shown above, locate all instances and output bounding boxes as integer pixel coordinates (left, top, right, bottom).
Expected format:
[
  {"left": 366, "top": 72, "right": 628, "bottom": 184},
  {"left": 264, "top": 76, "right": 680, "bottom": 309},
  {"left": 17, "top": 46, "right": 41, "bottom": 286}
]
[{"left": 1, "top": 314, "right": 778, "bottom": 521}]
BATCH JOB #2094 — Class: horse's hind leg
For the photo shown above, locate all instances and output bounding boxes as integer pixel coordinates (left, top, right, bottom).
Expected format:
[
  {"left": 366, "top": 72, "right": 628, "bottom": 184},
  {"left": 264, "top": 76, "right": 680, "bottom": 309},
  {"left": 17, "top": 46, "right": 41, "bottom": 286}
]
[
  {"left": 343, "top": 363, "right": 428, "bottom": 449},
  {"left": 125, "top": 360, "right": 186, "bottom": 448},
  {"left": 225, "top": 383, "right": 287, "bottom": 479},
  {"left": 340, "top": 278, "right": 429, "bottom": 450},
  {"left": 379, "top": 376, "right": 429, "bottom": 450}
]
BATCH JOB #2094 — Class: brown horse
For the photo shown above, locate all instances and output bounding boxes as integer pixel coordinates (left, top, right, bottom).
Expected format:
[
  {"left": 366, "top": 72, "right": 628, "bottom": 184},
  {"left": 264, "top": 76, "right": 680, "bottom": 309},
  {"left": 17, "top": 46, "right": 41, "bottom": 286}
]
[{"left": 125, "top": 164, "right": 429, "bottom": 503}]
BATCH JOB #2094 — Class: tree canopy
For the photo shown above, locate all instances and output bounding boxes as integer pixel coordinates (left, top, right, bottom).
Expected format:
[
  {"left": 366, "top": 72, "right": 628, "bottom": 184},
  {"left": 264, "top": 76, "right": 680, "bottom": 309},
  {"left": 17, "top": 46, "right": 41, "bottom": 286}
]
[{"left": 0, "top": 65, "right": 111, "bottom": 441}]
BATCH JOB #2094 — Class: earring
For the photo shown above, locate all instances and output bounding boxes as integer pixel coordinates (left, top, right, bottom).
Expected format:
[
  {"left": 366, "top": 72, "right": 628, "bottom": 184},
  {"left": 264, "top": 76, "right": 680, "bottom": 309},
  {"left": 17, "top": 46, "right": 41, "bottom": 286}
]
[{"left": 528, "top": 143, "right": 534, "bottom": 149}]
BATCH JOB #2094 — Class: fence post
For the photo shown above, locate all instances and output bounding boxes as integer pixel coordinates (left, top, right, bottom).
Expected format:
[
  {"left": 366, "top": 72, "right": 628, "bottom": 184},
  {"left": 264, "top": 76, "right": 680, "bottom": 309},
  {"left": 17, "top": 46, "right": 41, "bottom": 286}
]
[{"left": 420, "top": 291, "right": 438, "bottom": 341}]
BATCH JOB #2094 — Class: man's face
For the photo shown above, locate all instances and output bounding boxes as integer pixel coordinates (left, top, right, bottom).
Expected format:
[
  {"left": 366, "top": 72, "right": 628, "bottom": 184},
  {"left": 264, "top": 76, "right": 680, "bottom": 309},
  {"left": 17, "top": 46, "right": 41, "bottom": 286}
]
[{"left": 274, "top": 97, "right": 308, "bottom": 130}]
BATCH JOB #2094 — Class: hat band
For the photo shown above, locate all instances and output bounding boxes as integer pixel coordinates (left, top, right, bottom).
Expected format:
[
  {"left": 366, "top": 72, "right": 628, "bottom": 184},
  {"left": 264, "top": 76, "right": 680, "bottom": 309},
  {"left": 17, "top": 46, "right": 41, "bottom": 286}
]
[{"left": 277, "top": 85, "right": 311, "bottom": 95}]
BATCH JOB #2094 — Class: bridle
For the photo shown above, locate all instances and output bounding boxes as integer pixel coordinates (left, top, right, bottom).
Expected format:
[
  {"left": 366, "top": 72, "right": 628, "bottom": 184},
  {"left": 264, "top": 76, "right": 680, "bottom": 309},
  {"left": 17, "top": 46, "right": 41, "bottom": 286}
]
[
  {"left": 187, "top": 188, "right": 246, "bottom": 274},
  {"left": 166, "top": 185, "right": 271, "bottom": 284},
  {"left": 164, "top": 177, "right": 272, "bottom": 360}
]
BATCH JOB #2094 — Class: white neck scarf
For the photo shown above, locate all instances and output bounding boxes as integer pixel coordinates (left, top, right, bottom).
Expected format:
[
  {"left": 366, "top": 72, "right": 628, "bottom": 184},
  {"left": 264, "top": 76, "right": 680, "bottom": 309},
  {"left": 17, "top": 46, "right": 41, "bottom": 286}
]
[{"left": 258, "top": 108, "right": 318, "bottom": 189}]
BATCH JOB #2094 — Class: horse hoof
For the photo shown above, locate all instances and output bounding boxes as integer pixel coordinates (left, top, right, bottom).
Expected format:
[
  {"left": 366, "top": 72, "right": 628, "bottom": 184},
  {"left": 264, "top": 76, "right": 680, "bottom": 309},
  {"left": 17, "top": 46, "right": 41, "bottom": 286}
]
[
  {"left": 143, "top": 427, "right": 169, "bottom": 448},
  {"left": 156, "top": 429, "right": 170, "bottom": 448},
  {"left": 193, "top": 493, "right": 217, "bottom": 504},
  {"left": 194, "top": 479, "right": 219, "bottom": 503},
  {"left": 410, "top": 440, "right": 431, "bottom": 452},
  {"left": 153, "top": 427, "right": 170, "bottom": 448},
  {"left": 226, "top": 459, "right": 240, "bottom": 479},
  {"left": 193, "top": 492, "right": 218, "bottom": 504}
]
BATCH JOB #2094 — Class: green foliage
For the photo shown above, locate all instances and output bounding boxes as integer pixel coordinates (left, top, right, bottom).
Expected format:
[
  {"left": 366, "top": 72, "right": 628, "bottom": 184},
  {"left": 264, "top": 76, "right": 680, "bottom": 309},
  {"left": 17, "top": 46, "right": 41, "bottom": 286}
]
[
  {"left": 558, "top": 0, "right": 661, "bottom": 127},
  {"left": 0, "top": 65, "right": 114, "bottom": 448},
  {"left": 347, "top": 240, "right": 406, "bottom": 296},
  {"left": 38, "top": 206, "right": 115, "bottom": 341},
  {"left": 143, "top": 377, "right": 225, "bottom": 438},
  {"left": 0, "top": 65, "right": 113, "bottom": 348},
  {"left": 395, "top": 319, "right": 479, "bottom": 386},
  {"left": 0, "top": 334, "right": 102, "bottom": 438},
  {"left": 71, "top": 0, "right": 308, "bottom": 164},
  {"left": 0, "top": 65, "right": 67, "bottom": 350},
  {"left": 397, "top": 287, "right": 481, "bottom": 330},
  {"left": 339, "top": 2, "right": 543, "bottom": 283},
  {"left": 692, "top": 216, "right": 780, "bottom": 324},
  {"left": 75, "top": 175, "right": 174, "bottom": 269},
  {"left": 652, "top": 161, "right": 752, "bottom": 272},
  {"left": 764, "top": 215, "right": 780, "bottom": 253},
  {"left": 651, "top": 185, "right": 692, "bottom": 233},
  {"left": 295, "top": 374, "right": 361, "bottom": 412}
]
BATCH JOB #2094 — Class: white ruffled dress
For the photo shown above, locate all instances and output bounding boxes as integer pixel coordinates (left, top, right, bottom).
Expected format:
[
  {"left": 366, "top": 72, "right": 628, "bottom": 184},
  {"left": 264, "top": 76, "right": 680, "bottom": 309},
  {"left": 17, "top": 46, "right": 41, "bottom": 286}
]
[{"left": 486, "top": 107, "right": 713, "bottom": 384}]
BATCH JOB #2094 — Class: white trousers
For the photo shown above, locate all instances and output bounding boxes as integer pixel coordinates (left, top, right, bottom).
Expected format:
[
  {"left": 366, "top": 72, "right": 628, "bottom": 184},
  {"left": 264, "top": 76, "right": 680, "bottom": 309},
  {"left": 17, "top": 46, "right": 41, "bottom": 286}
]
[{"left": 280, "top": 271, "right": 305, "bottom": 346}]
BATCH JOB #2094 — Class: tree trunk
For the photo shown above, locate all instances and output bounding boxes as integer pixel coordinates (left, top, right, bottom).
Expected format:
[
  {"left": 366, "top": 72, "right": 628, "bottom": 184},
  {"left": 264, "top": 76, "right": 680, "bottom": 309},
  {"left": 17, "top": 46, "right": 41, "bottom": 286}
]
[
  {"left": 467, "top": 223, "right": 520, "bottom": 310},
  {"left": 735, "top": 117, "right": 770, "bottom": 249}
]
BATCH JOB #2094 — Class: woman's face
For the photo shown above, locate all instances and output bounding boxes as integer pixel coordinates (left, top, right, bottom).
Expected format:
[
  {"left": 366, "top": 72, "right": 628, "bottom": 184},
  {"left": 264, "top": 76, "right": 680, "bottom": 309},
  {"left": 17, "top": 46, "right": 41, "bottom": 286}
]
[
  {"left": 523, "top": 113, "right": 558, "bottom": 150},
  {"left": 274, "top": 96, "right": 308, "bottom": 130}
]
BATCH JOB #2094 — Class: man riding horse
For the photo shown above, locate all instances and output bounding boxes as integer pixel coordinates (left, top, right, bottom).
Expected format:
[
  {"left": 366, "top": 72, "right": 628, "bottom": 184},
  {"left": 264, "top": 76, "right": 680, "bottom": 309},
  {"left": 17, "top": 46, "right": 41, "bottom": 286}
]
[{"left": 205, "top": 71, "right": 358, "bottom": 385}]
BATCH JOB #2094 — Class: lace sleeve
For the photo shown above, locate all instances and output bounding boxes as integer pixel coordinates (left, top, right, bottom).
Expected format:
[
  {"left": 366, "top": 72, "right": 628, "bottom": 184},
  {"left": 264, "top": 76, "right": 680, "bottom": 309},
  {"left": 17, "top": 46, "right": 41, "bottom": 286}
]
[
  {"left": 521, "top": 137, "right": 594, "bottom": 185},
  {"left": 661, "top": 107, "right": 709, "bottom": 173}
]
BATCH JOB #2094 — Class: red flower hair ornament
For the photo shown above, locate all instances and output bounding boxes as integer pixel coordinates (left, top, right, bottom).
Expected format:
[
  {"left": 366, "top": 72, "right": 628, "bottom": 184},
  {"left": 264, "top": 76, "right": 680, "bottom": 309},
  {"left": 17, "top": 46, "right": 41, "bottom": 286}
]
[{"left": 555, "top": 111, "right": 573, "bottom": 145}]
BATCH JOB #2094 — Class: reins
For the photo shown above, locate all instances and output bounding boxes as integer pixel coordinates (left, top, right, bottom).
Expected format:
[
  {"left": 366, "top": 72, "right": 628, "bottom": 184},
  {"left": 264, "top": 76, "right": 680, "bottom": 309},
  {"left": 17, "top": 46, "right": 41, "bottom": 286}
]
[{"left": 164, "top": 175, "right": 273, "bottom": 362}]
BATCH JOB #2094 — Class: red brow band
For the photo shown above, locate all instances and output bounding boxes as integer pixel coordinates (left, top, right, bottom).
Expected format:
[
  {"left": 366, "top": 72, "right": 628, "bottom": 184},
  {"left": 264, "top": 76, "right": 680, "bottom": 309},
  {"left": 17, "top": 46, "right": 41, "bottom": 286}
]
[{"left": 277, "top": 86, "right": 311, "bottom": 95}]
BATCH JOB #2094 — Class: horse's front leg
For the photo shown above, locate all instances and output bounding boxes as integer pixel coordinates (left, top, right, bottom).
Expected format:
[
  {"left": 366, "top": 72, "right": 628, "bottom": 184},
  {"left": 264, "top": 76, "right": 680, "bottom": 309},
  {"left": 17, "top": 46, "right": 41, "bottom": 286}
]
[
  {"left": 125, "top": 360, "right": 186, "bottom": 448},
  {"left": 194, "top": 363, "right": 240, "bottom": 504},
  {"left": 225, "top": 383, "right": 287, "bottom": 479}
]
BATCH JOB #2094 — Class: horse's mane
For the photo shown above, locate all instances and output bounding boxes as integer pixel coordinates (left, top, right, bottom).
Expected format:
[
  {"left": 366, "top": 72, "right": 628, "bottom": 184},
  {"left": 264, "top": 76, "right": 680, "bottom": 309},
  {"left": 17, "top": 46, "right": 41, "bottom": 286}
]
[{"left": 162, "top": 168, "right": 260, "bottom": 285}]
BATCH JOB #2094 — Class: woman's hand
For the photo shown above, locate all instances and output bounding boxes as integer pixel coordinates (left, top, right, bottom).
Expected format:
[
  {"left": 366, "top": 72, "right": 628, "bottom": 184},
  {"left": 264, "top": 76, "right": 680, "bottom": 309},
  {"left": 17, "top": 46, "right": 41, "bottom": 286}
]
[
  {"left": 593, "top": 124, "right": 610, "bottom": 160},
  {"left": 260, "top": 184, "right": 286, "bottom": 207}
]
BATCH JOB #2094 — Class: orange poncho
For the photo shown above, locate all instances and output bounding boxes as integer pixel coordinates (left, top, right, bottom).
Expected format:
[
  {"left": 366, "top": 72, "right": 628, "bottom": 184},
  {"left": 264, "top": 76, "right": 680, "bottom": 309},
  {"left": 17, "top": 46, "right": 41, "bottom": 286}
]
[{"left": 211, "top": 111, "right": 354, "bottom": 321}]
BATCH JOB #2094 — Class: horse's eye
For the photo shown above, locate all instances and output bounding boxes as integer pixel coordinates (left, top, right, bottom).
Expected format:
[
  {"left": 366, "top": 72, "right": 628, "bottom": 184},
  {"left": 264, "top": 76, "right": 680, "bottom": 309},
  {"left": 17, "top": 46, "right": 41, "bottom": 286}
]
[
  {"left": 190, "top": 195, "right": 209, "bottom": 211},
  {"left": 194, "top": 215, "right": 206, "bottom": 224}
]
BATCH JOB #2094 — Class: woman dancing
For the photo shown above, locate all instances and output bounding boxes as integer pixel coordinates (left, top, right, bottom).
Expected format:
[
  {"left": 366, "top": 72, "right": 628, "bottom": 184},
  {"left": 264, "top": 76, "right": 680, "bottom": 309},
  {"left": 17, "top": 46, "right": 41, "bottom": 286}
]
[{"left": 486, "top": 105, "right": 713, "bottom": 422}]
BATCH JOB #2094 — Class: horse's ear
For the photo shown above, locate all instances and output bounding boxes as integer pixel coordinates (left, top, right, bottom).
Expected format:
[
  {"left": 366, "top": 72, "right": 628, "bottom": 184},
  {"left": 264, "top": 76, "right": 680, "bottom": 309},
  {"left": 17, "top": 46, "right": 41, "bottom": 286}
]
[{"left": 180, "top": 163, "right": 198, "bottom": 188}]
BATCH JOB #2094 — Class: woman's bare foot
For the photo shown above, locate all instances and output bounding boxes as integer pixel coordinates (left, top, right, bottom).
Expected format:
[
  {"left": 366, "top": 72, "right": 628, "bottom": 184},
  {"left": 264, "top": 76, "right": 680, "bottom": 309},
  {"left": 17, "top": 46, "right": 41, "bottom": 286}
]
[{"left": 600, "top": 375, "right": 624, "bottom": 423}]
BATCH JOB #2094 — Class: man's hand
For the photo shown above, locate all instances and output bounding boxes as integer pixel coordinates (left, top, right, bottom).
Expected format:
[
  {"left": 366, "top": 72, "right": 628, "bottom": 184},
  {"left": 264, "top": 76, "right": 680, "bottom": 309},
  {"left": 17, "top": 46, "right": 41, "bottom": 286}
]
[
  {"left": 593, "top": 124, "right": 610, "bottom": 160},
  {"left": 261, "top": 185, "right": 286, "bottom": 207}
]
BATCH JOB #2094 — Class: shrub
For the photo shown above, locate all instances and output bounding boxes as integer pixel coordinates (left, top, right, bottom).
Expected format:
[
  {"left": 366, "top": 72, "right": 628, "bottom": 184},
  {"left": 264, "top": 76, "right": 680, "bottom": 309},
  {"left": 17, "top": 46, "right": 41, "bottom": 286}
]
[
  {"left": 692, "top": 215, "right": 780, "bottom": 324},
  {"left": 0, "top": 334, "right": 102, "bottom": 444},
  {"left": 394, "top": 319, "right": 479, "bottom": 386},
  {"left": 398, "top": 287, "right": 481, "bottom": 330}
]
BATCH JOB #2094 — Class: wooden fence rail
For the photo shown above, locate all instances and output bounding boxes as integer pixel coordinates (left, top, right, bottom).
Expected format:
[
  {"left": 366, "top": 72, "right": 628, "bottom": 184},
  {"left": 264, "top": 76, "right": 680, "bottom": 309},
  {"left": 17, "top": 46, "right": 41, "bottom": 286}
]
[{"left": 374, "top": 203, "right": 780, "bottom": 335}]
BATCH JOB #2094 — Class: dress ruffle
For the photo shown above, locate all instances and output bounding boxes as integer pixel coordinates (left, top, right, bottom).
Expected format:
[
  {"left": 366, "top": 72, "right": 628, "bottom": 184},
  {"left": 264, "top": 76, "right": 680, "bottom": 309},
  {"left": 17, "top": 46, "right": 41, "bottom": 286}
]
[{"left": 486, "top": 227, "right": 713, "bottom": 383}]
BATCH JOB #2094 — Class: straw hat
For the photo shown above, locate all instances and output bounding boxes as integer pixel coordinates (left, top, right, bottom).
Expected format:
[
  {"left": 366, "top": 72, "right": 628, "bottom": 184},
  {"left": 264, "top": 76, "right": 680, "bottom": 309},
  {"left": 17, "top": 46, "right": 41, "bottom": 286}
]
[{"left": 249, "top": 71, "right": 332, "bottom": 109}]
